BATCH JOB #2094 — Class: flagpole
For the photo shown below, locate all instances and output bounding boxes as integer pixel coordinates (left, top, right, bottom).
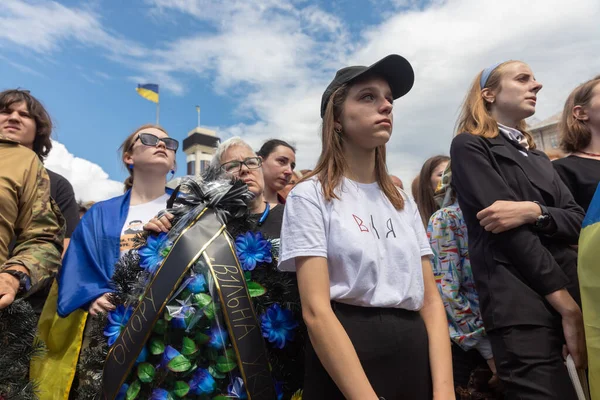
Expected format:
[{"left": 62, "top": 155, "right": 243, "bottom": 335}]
[{"left": 156, "top": 101, "right": 160, "bottom": 125}]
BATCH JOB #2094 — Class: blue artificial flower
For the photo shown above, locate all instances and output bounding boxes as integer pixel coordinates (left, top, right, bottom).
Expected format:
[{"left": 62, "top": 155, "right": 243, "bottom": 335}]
[
  {"left": 227, "top": 377, "right": 247, "bottom": 399},
  {"left": 103, "top": 305, "right": 133, "bottom": 346},
  {"left": 116, "top": 383, "right": 129, "bottom": 400},
  {"left": 260, "top": 304, "right": 298, "bottom": 349},
  {"left": 136, "top": 346, "right": 148, "bottom": 364},
  {"left": 186, "top": 273, "right": 207, "bottom": 293},
  {"left": 235, "top": 231, "right": 272, "bottom": 271},
  {"left": 208, "top": 325, "right": 229, "bottom": 349},
  {"left": 275, "top": 380, "right": 284, "bottom": 400},
  {"left": 150, "top": 388, "right": 172, "bottom": 400},
  {"left": 139, "top": 232, "right": 171, "bottom": 273},
  {"left": 189, "top": 368, "right": 216, "bottom": 395},
  {"left": 171, "top": 316, "right": 187, "bottom": 329},
  {"left": 159, "top": 345, "right": 181, "bottom": 369}
]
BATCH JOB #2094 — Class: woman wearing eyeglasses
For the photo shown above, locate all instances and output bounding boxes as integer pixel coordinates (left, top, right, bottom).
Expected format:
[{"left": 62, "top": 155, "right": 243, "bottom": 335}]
[
  {"left": 145, "top": 136, "right": 306, "bottom": 397},
  {"left": 57, "top": 124, "right": 178, "bottom": 318},
  {"left": 146, "top": 136, "right": 284, "bottom": 239},
  {"left": 216, "top": 137, "right": 286, "bottom": 237}
]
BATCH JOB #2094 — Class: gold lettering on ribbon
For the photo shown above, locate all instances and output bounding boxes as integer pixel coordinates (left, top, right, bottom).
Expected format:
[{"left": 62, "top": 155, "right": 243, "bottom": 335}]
[
  {"left": 227, "top": 295, "right": 248, "bottom": 308},
  {"left": 138, "top": 300, "right": 148, "bottom": 322},
  {"left": 231, "top": 307, "right": 253, "bottom": 322},
  {"left": 112, "top": 344, "right": 127, "bottom": 365},
  {"left": 144, "top": 288, "right": 157, "bottom": 312},
  {"left": 212, "top": 264, "right": 241, "bottom": 282},
  {"left": 222, "top": 284, "right": 245, "bottom": 298},
  {"left": 131, "top": 314, "right": 143, "bottom": 332},
  {"left": 206, "top": 233, "right": 276, "bottom": 399},
  {"left": 235, "top": 324, "right": 257, "bottom": 340}
]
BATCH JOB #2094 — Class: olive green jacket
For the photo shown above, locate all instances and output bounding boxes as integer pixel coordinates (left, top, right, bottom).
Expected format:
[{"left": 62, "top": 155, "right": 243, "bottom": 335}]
[{"left": 0, "top": 134, "right": 64, "bottom": 291}]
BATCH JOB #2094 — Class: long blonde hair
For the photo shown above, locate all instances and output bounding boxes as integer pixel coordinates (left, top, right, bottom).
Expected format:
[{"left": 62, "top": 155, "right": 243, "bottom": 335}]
[
  {"left": 302, "top": 82, "right": 404, "bottom": 210},
  {"left": 119, "top": 124, "right": 169, "bottom": 192},
  {"left": 456, "top": 60, "right": 536, "bottom": 148}
]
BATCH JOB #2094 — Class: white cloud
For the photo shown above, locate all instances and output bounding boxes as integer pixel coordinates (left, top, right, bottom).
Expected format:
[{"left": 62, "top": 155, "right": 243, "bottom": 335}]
[
  {"left": 3, "top": 0, "right": 600, "bottom": 190},
  {"left": 139, "top": 0, "right": 351, "bottom": 173},
  {"left": 142, "top": 0, "right": 600, "bottom": 186},
  {"left": 45, "top": 141, "right": 123, "bottom": 202},
  {"left": 0, "top": 0, "right": 146, "bottom": 58}
]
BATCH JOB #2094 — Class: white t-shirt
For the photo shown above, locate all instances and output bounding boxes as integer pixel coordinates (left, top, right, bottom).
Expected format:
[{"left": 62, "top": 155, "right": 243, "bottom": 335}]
[
  {"left": 278, "top": 178, "right": 432, "bottom": 310},
  {"left": 119, "top": 194, "right": 170, "bottom": 256}
]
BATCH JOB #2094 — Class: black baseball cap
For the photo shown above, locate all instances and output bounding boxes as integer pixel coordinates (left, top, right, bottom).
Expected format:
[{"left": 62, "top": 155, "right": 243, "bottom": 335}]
[{"left": 320, "top": 54, "right": 414, "bottom": 118}]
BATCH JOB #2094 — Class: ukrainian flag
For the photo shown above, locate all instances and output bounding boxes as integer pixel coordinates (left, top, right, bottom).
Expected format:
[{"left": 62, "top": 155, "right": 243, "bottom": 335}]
[
  {"left": 579, "top": 183, "right": 600, "bottom": 399},
  {"left": 136, "top": 83, "right": 159, "bottom": 103}
]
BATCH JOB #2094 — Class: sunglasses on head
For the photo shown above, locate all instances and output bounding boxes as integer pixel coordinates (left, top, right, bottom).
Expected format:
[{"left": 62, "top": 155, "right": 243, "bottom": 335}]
[
  {"left": 130, "top": 132, "right": 179, "bottom": 151},
  {"left": 220, "top": 157, "right": 262, "bottom": 174}
]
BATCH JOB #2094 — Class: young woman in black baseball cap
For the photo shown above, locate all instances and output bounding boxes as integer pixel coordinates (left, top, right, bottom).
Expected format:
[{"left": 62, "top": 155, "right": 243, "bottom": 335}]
[{"left": 278, "top": 55, "right": 454, "bottom": 399}]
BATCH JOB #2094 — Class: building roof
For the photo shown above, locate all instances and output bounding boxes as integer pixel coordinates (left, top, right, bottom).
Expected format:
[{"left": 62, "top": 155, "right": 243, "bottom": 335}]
[
  {"left": 183, "top": 126, "right": 220, "bottom": 152},
  {"left": 529, "top": 112, "right": 561, "bottom": 131}
]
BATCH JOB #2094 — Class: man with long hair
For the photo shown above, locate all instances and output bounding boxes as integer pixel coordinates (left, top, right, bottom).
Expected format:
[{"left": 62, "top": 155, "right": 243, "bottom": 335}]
[{"left": 0, "top": 95, "right": 64, "bottom": 310}]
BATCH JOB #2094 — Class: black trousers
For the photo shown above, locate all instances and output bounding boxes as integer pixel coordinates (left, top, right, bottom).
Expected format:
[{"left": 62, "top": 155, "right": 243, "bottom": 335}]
[
  {"left": 451, "top": 344, "right": 487, "bottom": 388},
  {"left": 488, "top": 325, "right": 577, "bottom": 400},
  {"left": 303, "top": 302, "right": 432, "bottom": 400}
]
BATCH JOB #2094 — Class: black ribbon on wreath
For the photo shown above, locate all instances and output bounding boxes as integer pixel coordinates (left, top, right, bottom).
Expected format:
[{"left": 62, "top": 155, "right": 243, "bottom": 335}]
[{"left": 102, "top": 177, "right": 276, "bottom": 400}]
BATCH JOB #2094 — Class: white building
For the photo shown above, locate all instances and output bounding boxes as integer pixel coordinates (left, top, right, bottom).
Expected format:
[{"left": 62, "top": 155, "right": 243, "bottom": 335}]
[
  {"left": 182, "top": 126, "right": 220, "bottom": 177},
  {"left": 529, "top": 112, "right": 561, "bottom": 152}
]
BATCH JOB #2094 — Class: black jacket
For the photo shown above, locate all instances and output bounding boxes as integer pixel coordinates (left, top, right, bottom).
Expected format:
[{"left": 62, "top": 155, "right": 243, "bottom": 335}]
[{"left": 450, "top": 132, "right": 584, "bottom": 330}]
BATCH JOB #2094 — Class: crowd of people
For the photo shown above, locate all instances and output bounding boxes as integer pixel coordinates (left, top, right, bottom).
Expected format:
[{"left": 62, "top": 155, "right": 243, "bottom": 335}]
[{"left": 0, "top": 55, "right": 598, "bottom": 400}]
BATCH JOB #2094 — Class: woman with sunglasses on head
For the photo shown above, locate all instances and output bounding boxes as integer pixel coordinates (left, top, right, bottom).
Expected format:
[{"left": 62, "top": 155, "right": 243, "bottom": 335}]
[
  {"left": 256, "top": 139, "right": 297, "bottom": 207},
  {"left": 57, "top": 124, "right": 177, "bottom": 318},
  {"left": 278, "top": 55, "right": 454, "bottom": 400},
  {"left": 450, "top": 61, "right": 586, "bottom": 399}
]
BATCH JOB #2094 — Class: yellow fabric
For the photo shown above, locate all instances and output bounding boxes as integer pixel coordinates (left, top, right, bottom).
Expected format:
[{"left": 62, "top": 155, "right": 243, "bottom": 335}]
[
  {"left": 579, "top": 222, "right": 600, "bottom": 400},
  {"left": 30, "top": 280, "right": 88, "bottom": 400},
  {"left": 136, "top": 87, "right": 159, "bottom": 103}
]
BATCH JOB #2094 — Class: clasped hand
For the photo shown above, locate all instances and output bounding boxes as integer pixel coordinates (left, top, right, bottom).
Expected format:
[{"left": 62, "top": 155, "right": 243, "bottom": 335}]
[{"left": 476, "top": 201, "right": 540, "bottom": 234}]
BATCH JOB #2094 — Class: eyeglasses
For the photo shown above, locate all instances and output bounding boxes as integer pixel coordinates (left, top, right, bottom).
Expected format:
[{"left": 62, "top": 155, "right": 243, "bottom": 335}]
[
  {"left": 130, "top": 132, "right": 179, "bottom": 151},
  {"left": 220, "top": 157, "right": 262, "bottom": 174}
]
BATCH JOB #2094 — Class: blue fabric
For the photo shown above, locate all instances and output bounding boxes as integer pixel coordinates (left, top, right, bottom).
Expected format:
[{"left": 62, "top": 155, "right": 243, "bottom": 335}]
[
  {"left": 57, "top": 189, "right": 173, "bottom": 317},
  {"left": 583, "top": 183, "right": 600, "bottom": 228},
  {"left": 479, "top": 62, "right": 503, "bottom": 89},
  {"left": 57, "top": 191, "right": 131, "bottom": 317}
]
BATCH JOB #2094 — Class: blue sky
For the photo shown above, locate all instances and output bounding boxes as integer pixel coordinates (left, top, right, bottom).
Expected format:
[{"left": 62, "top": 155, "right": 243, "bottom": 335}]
[
  {"left": 1, "top": 0, "right": 599, "bottom": 201},
  {"left": 1, "top": 0, "right": 398, "bottom": 185}
]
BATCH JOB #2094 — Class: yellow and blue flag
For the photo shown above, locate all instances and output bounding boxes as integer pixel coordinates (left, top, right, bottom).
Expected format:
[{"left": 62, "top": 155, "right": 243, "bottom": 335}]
[
  {"left": 579, "top": 183, "right": 600, "bottom": 399},
  {"left": 136, "top": 83, "right": 159, "bottom": 103}
]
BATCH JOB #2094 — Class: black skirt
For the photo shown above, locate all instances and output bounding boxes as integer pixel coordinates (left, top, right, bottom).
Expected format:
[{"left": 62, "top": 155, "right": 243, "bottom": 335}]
[{"left": 303, "top": 301, "right": 432, "bottom": 399}]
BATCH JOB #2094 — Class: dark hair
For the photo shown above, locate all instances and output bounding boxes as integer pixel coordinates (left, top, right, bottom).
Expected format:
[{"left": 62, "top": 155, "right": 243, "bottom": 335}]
[
  {"left": 0, "top": 89, "right": 53, "bottom": 160},
  {"left": 256, "top": 139, "right": 296, "bottom": 159},
  {"left": 414, "top": 155, "right": 450, "bottom": 226},
  {"left": 119, "top": 124, "right": 170, "bottom": 192},
  {"left": 559, "top": 75, "right": 600, "bottom": 153}
]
